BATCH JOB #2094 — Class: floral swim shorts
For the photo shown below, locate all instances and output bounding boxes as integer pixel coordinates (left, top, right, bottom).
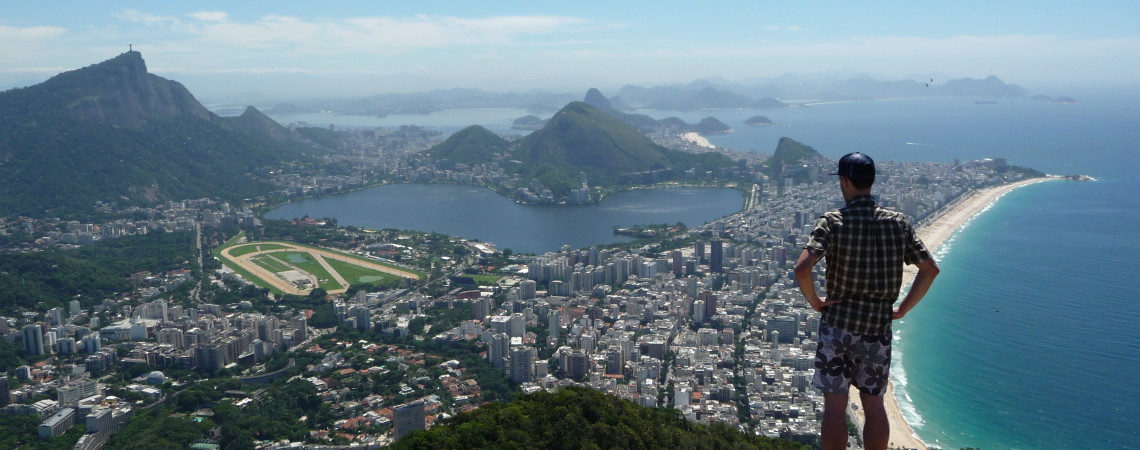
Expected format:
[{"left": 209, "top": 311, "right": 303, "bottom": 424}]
[{"left": 811, "top": 319, "right": 892, "bottom": 396}]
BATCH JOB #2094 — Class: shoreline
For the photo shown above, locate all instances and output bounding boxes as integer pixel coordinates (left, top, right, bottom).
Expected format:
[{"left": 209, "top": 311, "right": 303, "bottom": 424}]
[
  {"left": 681, "top": 131, "right": 716, "bottom": 149},
  {"left": 850, "top": 176, "right": 1060, "bottom": 450}
]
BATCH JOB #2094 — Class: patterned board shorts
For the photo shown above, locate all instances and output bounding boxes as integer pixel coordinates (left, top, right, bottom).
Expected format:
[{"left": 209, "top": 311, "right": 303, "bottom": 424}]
[{"left": 812, "top": 319, "right": 892, "bottom": 396}]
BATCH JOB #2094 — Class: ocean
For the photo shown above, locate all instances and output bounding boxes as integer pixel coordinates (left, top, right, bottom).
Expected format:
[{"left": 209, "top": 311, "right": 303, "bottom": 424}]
[
  {"left": 267, "top": 89, "right": 1140, "bottom": 448},
  {"left": 686, "top": 92, "right": 1140, "bottom": 448}
]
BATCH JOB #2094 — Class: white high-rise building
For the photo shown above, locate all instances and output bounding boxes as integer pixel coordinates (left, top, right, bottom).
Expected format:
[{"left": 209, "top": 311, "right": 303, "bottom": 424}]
[
  {"left": 57, "top": 378, "right": 99, "bottom": 407},
  {"left": 510, "top": 347, "right": 533, "bottom": 383}
]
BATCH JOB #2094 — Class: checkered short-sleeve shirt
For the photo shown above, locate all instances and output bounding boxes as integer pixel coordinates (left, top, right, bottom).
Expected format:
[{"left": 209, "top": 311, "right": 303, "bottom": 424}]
[{"left": 804, "top": 195, "right": 932, "bottom": 335}]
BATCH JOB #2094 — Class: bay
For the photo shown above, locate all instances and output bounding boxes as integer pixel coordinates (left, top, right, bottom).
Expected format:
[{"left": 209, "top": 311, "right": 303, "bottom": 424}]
[
  {"left": 265, "top": 184, "right": 744, "bottom": 255},
  {"left": 267, "top": 107, "right": 531, "bottom": 136}
]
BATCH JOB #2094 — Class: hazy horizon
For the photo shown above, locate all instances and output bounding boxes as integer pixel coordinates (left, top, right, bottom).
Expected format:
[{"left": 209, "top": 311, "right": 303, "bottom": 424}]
[{"left": 3, "top": 1, "right": 1138, "bottom": 103}]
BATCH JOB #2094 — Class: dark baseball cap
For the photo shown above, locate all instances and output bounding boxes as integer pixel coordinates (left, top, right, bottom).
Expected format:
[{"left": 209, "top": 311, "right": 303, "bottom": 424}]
[{"left": 830, "top": 152, "right": 875, "bottom": 184}]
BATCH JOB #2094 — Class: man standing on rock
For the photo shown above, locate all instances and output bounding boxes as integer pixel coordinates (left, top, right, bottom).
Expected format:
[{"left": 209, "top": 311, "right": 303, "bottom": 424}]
[{"left": 794, "top": 152, "right": 940, "bottom": 450}]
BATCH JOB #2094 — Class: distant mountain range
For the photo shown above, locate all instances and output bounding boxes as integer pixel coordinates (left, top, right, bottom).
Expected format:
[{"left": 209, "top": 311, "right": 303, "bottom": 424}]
[
  {"left": 0, "top": 52, "right": 330, "bottom": 217},
  {"left": 250, "top": 73, "right": 1038, "bottom": 117}
]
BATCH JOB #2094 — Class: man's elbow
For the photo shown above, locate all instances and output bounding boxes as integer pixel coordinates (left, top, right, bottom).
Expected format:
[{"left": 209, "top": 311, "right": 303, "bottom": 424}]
[
  {"left": 918, "top": 259, "right": 940, "bottom": 277},
  {"left": 793, "top": 261, "right": 813, "bottom": 278}
]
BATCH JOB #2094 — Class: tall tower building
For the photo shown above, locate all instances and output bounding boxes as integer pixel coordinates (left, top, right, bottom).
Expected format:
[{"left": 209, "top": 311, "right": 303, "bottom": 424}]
[
  {"left": 547, "top": 310, "right": 561, "bottom": 341},
  {"left": 605, "top": 348, "right": 624, "bottom": 375},
  {"left": 567, "top": 349, "right": 589, "bottom": 380},
  {"left": 0, "top": 377, "right": 10, "bottom": 407},
  {"left": 22, "top": 324, "right": 44, "bottom": 356},
  {"left": 48, "top": 308, "right": 65, "bottom": 326},
  {"left": 699, "top": 290, "right": 717, "bottom": 320},
  {"left": 520, "top": 280, "right": 537, "bottom": 300},
  {"left": 393, "top": 400, "right": 425, "bottom": 440},
  {"left": 710, "top": 239, "right": 724, "bottom": 273},
  {"left": 489, "top": 333, "right": 508, "bottom": 368},
  {"left": 510, "top": 347, "right": 533, "bottom": 383}
]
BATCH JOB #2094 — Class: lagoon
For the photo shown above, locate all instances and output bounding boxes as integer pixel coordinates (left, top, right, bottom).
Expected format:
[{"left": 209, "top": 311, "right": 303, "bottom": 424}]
[{"left": 265, "top": 184, "right": 744, "bottom": 255}]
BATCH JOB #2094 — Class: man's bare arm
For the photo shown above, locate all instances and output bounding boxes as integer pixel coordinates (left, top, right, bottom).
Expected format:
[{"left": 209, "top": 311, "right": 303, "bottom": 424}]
[
  {"left": 794, "top": 249, "right": 843, "bottom": 312},
  {"left": 893, "top": 258, "right": 940, "bottom": 319}
]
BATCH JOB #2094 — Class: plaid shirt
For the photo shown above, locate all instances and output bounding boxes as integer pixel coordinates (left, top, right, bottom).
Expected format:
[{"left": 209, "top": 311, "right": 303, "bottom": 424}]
[{"left": 805, "top": 195, "right": 932, "bottom": 335}]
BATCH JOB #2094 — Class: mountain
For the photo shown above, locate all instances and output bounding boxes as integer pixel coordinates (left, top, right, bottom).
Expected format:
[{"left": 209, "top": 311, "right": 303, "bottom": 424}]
[
  {"left": 582, "top": 88, "right": 661, "bottom": 131},
  {"left": 426, "top": 125, "right": 511, "bottom": 166},
  {"left": 763, "top": 137, "right": 826, "bottom": 182},
  {"left": 938, "top": 75, "right": 1027, "bottom": 97},
  {"left": 509, "top": 102, "right": 734, "bottom": 195},
  {"left": 744, "top": 116, "right": 772, "bottom": 126},
  {"left": 695, "top": 116, "right": 731, "bottom": 134},
  {"left": 0, "top": 51, "right": 324, "bottom": 217},
  {"left": 614, "top": 84, "right": 787, "bottom": 110},
  {"left": 511, "top": 115, "right": 548, "bottom": 130},
  {"left": 390, "top": 386, "right": 806, "bottom": 450},
  {"left": 676, "top": 86, "right": 765, "bottom": 110}
]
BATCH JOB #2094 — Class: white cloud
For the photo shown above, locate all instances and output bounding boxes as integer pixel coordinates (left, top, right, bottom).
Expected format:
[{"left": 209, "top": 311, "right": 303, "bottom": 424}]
[
  {"left": 0, "top": 24, "right": 67, "bottom": 41},
  {"left": 188, "top": 11, "right": 228, "bottom": 23},
  {"left": 115, "top": 9, "right": 181, "bottom": 28},
  {"left": 114, "top": 10, "right": 589, "bottom": 55}
]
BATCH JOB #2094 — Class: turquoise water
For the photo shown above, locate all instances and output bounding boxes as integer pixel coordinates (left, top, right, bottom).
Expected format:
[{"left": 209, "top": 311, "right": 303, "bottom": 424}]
[{"left": 894, "top": 177, "right": 1140, "bottom": 449}]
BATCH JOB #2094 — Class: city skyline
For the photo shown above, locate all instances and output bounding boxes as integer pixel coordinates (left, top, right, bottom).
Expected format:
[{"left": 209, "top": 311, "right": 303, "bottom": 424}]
[{"left": 3, "top": 1, "right": 1138, "bottom": 100}]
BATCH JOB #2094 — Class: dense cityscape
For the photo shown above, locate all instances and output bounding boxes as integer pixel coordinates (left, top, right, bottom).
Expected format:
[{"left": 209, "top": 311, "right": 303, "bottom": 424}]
[{"left": 0, "top": 124, "right": 1031, "bottom": 448}]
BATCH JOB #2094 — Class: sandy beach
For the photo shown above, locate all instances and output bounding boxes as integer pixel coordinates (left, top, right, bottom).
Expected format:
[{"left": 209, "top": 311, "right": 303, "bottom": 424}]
[
  {"left": 681, "top": 131, "right": 716, "bottom": 149},
  {"left": 847, "top": 176, "right": 1058, "bottom": 449}
]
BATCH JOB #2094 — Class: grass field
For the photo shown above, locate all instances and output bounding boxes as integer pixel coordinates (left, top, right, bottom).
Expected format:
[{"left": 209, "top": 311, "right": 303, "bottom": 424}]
[
  {"left": 227, "top": 243, "right": 289, "bottom": 257},
  {"left": 249, "top": 254, "right": 293, "bottom": 273},
  {"left": 271, "top": 251, "right": 344, "bottom": 291},
  {"left": 470, "top": 274, "right": 503, "bottom": 285},
  {"left": 215, "top": 239, "right": 424, "bottom": 295},
  {"left": 326, "top": 258, "right": 401, "bottom": 287}
]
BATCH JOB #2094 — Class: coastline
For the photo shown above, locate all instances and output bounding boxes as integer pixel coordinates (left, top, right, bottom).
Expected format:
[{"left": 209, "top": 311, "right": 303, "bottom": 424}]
[
  {"left": 849, "top": 176, "right": 1059, "bottom": 450},
  {"left": 681, "top": 131, "right": 716, "bottom": 149}
]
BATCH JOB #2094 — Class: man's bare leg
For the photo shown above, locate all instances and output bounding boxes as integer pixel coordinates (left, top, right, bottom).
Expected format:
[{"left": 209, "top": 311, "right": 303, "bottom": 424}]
[
  {"left": 822, "top": 392, "right": 849, "bottom": 450},
  {"left": 860, "top": 392, "right": 889, "bottom": 450}
]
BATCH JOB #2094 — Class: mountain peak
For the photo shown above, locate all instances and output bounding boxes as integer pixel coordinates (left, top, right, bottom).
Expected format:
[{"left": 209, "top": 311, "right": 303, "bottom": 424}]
[
  {"left": 106, "top": 50, "right": 148, "bottom": 73},
  {"left": 0, "top": 52, "right": 320, "bottom": 216},
  {"left": 583, "top": 88, "right": 613, "bottom": 111},
  {"left": 31, "top": 50, "right": 212, "bottom": 128}
]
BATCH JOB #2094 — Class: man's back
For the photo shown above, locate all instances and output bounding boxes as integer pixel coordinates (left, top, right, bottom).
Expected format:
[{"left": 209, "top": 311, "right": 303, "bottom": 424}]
[{"left": 806, "top": 195, "right": 931, "bottom": 335}]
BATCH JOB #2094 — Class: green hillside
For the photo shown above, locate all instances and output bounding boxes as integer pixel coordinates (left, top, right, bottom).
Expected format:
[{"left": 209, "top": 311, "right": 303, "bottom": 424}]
[
  {"left": 426, "top": 125, "right": 511, "bottom": 167},
  {"left": 0, "top": 51, "right": 325, "bottom": 217},
  {"left": 392, "top": 386, "right": 808, "bottom": 450},
  {"left": 509, "top": 102, "right": 735, "bottom": 195}
]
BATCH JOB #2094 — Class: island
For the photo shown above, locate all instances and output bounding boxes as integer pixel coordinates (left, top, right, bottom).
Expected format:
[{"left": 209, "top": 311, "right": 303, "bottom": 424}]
[{"left": 744, "top": 115, "right": 773, "bottom": 126}]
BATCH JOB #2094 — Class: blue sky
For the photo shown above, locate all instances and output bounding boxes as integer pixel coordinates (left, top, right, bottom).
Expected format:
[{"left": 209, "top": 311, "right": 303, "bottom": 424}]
[{"left": 2, "top": 1, "right": 1137, "bottom": 100}]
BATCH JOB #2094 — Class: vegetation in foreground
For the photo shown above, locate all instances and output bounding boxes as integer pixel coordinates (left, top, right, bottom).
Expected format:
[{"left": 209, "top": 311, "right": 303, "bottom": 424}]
[{"left": 393, "top": 386, "right": 807, "bottom": 450}]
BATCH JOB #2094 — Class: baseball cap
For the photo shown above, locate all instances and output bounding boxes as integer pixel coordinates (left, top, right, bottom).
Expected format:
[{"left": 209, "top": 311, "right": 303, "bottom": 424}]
[{"left": 830, "top": 152, "right": 875, "bottom": 184}]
